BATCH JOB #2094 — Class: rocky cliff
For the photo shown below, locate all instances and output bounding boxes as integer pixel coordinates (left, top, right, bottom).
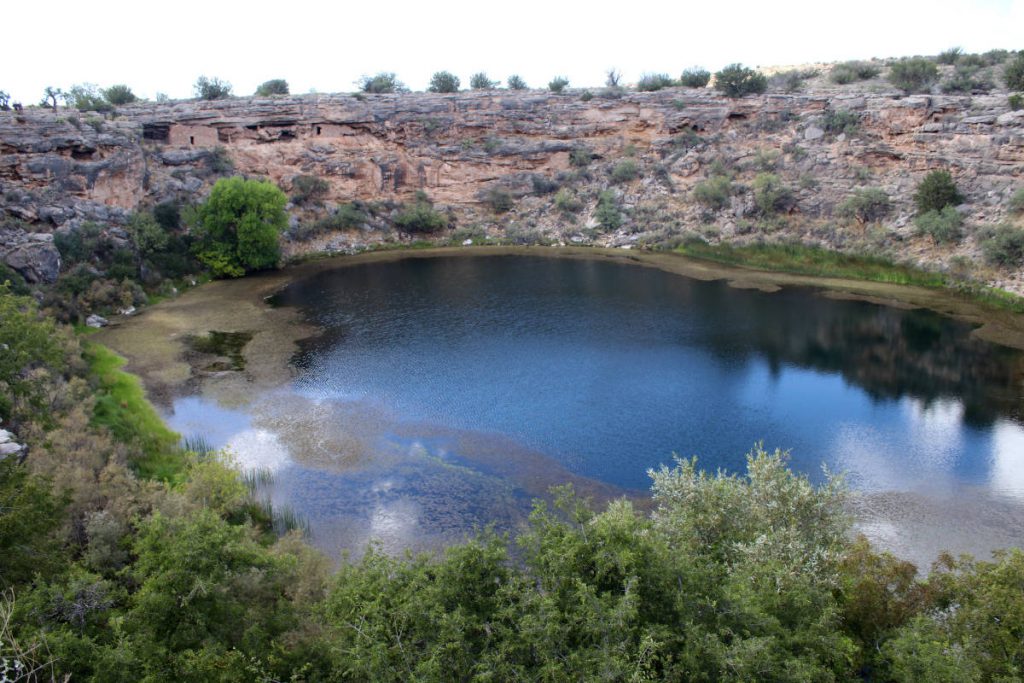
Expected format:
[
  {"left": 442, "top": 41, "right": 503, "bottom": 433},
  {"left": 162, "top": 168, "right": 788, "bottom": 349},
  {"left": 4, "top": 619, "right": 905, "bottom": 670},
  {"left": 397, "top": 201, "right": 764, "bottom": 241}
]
[{"left": 1, "top": 88, "right": 1022, "bottom": 290}]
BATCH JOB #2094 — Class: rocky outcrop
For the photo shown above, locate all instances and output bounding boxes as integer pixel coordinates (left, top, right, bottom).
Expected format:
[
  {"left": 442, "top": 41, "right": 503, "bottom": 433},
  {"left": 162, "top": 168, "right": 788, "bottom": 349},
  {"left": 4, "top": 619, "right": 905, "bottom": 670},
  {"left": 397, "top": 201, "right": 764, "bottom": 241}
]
[
  {"left": 0, "top": 226, "right": 60, "bottom": 283},
  {"left": 1, "top": 88, "right": 1022, "bottom": 288}
]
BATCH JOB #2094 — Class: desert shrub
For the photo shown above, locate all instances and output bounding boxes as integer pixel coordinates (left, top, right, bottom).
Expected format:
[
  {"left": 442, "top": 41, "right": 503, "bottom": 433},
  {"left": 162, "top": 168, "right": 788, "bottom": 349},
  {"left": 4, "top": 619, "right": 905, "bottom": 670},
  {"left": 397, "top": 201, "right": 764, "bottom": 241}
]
[
  {"left": 469, "top": 72, "right": 498, "bottom": 90},
  {"left": 770, "top": 69, "right": 817, "bottom": 93},
  {"left": 569, "top": 147, "right": 594, "bottom": 167},
  {"left": 914, "top": 170, "right": 963, "bottom": 213},
  {"left": 610, "top": 159, "right": 639, "bottom": 183},
  {"left": 1009, "top": 188, "right": 1024, "bottom": 213},
  {"left": 830, "top": 61, "right": 881, "bottom": 84},
  {"left": 637, "top": 73, "right": 675, "bottom": 92},
  {"left": 255, "top": 79, "right": 289, "bottom": 96},
  {"left": 594, "top": 190, "right": 621, "bottom": 230},
  {"left": 204, "top": 146, "right": 234, "bottom": 175},
  {"left": 554, "top": 189, "right": 583, "bottom": 214},
  {"left": 506, "top": 74, "right": 527, "bottom": 90},
  {"left": 428, "top": 71, "right": 460, "bottom": 93},
  {"left": 358, "top": 73, "right": 406, "bottom": 94},
  {"left": 838, "top": 189, "right": 891, "bottom": 223},
  {"left": 579, "top": 90, "right": 593, "bottom": 102},
  {"left": 714, "top": 63, "right": 767, "bottom": 97},
  {"left": 822, "top": 109, "right": 860, "bottom": 135},
  {"left": 942, "top": 65, "right": 994, "bottom": 93},
  {"left": 983, "top": 48, "right": 1011, "bottom": 65},
  {"left": 548, "top": 76, "right": 569, "bottom": 93},
  {"left": 394, "top": 194, "right": 449, "bottom": 234},
  {"left": 1010, "top": 94, "right": 1023, "bottom": 111},
  {"left": 0, "top": 264, "right": 29, "bottom": 295},
  {"left": 980, "top": 224, "right": 1024, "bottom": 267},
  {"left": 153, "top": 201, "right": 182, "bottom": 231},
  {"left": 193, "top": 176, "right": 288, "bottom": 277},
  {"left": 64, "top": 84, "right": 112, "bottom": 112},
  {"left": 129, "top": 210, "right": 195, "bottom": 281},
  {"left": 914, "top": 207, "right": 963, "bottom": 243},
  {"left": 290, "top": 175, "right": 330, "bottom": 204},
  {"left": 293, "top": 203, "right": 368, "bottom": 240},
  {"left": 531, "top": 174, "right": 560, "bottom": 195},
  {"left": 752, "top": 172, "right": 794, "bottom": 216},
  {"left": 485, "top": 188, "right": 514, "bottom": 213},
  {"left": 1004, "top": 53, "right": 1024, "bottom": 90},
  {"left": 693, "top": 175, "right": 732, "bottom": 210},
  {"left": 102, "top": 84, "right": 136, "bottom": 105},
  {"left": 193, "top": 76, "right": 232, "bottom": 100},
  {"left": 888, "top": 58, "right": 939, "bottom": 93},
  {"left": 680, "top": 67, "right": 711, "bottom": 88},
  {"left": 937, "top": 47, "right": 964, "bottom": 65}
]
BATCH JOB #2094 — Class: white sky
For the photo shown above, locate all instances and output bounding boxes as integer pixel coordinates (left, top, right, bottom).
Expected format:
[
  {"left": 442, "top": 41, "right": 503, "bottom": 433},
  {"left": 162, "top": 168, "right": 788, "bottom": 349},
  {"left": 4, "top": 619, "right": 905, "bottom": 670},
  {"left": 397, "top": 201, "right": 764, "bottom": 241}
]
[{"left": 3, "top": 0, "right": 1021, "bottom": 103}]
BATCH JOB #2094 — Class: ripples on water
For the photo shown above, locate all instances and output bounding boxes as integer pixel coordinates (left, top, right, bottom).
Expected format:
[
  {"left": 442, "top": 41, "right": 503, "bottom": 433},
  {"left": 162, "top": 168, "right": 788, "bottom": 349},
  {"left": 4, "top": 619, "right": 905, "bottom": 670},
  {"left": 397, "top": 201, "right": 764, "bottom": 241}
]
[{"left": 166, "top": 255, "right": 1024, "bottom": 564}]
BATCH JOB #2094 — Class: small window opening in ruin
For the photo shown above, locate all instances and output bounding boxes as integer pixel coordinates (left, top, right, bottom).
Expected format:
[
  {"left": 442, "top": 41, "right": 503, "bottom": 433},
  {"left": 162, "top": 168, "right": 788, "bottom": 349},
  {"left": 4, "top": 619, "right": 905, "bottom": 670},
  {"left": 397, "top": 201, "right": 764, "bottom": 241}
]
[
  {"left": 189, "top": 136, "right": 195, "bottom": 145},
  {"left": 316, "top": 126, "right": 322, "bottom": 135}
]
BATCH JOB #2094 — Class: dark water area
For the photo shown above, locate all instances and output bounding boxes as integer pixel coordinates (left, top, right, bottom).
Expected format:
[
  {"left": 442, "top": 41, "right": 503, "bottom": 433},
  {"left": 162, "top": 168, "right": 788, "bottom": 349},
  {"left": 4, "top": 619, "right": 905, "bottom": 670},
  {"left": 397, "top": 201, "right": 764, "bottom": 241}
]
[{"left": 168, "top": 254, "right": 1024, "bottom": 561}]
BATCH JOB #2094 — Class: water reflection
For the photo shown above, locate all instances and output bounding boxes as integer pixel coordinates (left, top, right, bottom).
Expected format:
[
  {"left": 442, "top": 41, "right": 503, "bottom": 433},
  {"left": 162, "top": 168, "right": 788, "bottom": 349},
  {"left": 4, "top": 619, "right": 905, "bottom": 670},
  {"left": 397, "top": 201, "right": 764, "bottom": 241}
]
[{"left": 169, "top": 255, "right": 1024, "bottom": 561}]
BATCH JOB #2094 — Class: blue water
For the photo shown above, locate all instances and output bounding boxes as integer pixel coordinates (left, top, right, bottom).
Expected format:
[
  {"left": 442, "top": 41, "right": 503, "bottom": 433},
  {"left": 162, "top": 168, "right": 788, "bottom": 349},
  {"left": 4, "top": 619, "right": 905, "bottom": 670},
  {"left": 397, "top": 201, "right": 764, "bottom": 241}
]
[
  {"left": 273, "top": 255, "right": 1024, "bottom": 495},
  {"left": 166, "top": 254, "right": 1024, "bottom": 558}
]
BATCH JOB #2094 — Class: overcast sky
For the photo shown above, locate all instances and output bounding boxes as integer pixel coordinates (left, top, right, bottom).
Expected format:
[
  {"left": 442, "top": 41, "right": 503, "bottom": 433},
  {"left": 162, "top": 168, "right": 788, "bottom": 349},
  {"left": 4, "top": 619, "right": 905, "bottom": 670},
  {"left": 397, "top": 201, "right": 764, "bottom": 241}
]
[{"left": 3, "top": 0, "right": 1021, "bottom": 103}]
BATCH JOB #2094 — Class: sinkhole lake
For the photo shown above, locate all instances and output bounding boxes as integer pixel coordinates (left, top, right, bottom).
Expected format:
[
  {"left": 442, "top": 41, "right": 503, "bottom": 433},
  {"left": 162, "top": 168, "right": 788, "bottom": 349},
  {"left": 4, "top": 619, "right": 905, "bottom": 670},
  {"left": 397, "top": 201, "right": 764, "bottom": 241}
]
[{"left": 165, "top": 254, "right": 1024, "bottom": 564}]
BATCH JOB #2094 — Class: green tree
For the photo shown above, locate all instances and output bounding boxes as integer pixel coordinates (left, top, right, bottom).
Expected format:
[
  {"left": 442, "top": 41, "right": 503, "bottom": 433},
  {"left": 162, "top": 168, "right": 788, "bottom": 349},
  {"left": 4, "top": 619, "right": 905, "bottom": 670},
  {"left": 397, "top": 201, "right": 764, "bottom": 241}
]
[
  {"left": 358, "top": 73, "right": 406, "bottom": 94},
  {"left": 254, "top": 78, "right": 289, "bottom": 96},
  {"left": 914, "top": 169, "right": 963, "bottom": 213},
  {"left": 548, "top": 76, "right": 570, "bottom": 93},
  {"left": 41, "top": 86, "right": 63, "bottom": 111},
  {"left": 714, "top": 63, "right": 767, "bottom": 97},
  {"left": 469, "top": 72, "right": 498, "bottom": 90},
  {"left": 838, "top": 188, "right": 892, "bottom": 224},
  {"left": 427, "top": 71, "right": 460, "bottom": 93},
  {"left": 102, "top": 84, "right": 137, "bottom": 105},
  {"left": 193, "top": 76, "right": 232, "bottom": 100},
  {"left": 0, "top": 285, "right": 68, "bottom": 424},
  {"left": 0, "top": 458, "right": 67, "bottom": 587},
  {"left": 506, "top": 74, "right": 527, "bottom": 90},
  {"left": 193, "top": 177, "right": 288, "bottom": 278}
]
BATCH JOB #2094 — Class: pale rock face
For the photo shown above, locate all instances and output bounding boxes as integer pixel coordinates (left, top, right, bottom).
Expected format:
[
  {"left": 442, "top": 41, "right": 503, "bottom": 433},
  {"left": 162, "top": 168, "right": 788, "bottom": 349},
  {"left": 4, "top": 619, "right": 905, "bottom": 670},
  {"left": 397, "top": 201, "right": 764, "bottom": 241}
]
[{"left": 0, "top": 89, "right": 1023, "bottom": 290}]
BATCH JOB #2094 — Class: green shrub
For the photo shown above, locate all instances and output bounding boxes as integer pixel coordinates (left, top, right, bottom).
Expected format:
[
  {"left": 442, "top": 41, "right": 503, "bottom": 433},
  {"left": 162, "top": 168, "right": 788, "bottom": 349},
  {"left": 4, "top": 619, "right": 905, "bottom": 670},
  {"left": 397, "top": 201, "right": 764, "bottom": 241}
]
[
  {"left": 830, "top": 61, "right": 881, "bottom": 84},
  {"left": 579, "top": 90, "right": 593, "bottom": 102},
  {"left": 693, "top": 175, "right": 732, "bottom": 210},
  {"left": 554, "top": 189, "right": 583, "bottom": 214},
  {"left": 569, "top": 147, "right": 594, "bottom": 167},
  {"left": 506, "top": 75, "right": 527, "bottom": 90},
  {"left": 469, "top": 72, "right": 498, "bottom": 90},
  {"left": 1005, "top": 53, "right": 1024, "bottom": 90},
  {"left": 394, "top": 194, "right": 449, "bottom": 234},
  {"left": 102, "top": 84, "right": 137, "bottom": 105},
  {"left": 1009, "top": 188, "right": 1024, "bottom": 213},
  {"left": 254, "top": 79, "right": 289, "bottom": 96},
  {"left": 838, "top": 189, "right": 891, "bottom": 223},
  {"left": 291, "top": 175, "right": 330, "bottom": 204},
  {"left": 428, "top": 71, "right": 460, "bottom": 93},
  {"left": 822, "top": 109, "right": 860, "bottom": 135},
  {"left": 980, "top": 224, "right": 1024, "bottom": 266},
  {"left": 680, "top": 67, "right": 711, "bottom": 88},
  {"left": 1010, "top": 94, "right": 1023, "bottom": 111},
  {"left": 548, "top": 76, "right": 569, "bottom": 93},
  {"left": 914, "top": 170, "right": 963, "bottom": 213},
  {"left": 714, "top": 64, "right": 767, "bottom": 97},
  {"left": 193, "top": 176, "right": 288, "bottom": 277},
  {"left": 752, "top": 173, "right": 794, "bottom": 216},
  {"left": 594, "top": 190, "right": 621, "bottom": 230},
  {"left": 936, "top": 47, "right": 963, "bottom": 65},
  {"left": 914, "top": 207, "right": 963, "bottom": 243},
  {"left": 637, "top": 73, "right": 675, "bottom": 91},
  {"left": 942, "top": 64, "right": 994, "bottom": 93},
  {"left": 769, "top": 69, "right": 817, "bottom": 93},
  {"left": 193, "top": 76, "right": 232, "bottom": 100},
  {"left": 358, "top": 72, "right": 406, "bottom": 94},
  {"left": 888, "top": 58, "right": 939, "bottom": 93},
  {"left": 983, "top": 48, "right": 1011, "bottom": 65},
  {"left": 610, "top": 159, "right": 639, "bottom": 183},
  {"left": 64, "top": 84, "right": 112, "bottom": 112},
  {"left": 485, "top": 188, "right": 514, "bottom": 213},
  {"left": 531, "top": 174, "right": 560, "bottom": 195}
]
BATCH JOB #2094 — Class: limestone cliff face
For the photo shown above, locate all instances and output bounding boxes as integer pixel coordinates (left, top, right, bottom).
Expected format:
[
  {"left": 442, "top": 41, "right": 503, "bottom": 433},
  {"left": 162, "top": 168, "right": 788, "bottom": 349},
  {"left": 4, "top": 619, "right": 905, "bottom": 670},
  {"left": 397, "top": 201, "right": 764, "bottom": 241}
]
[{"left": 1, "top": 89, "right": 1022, "bottom": 288}]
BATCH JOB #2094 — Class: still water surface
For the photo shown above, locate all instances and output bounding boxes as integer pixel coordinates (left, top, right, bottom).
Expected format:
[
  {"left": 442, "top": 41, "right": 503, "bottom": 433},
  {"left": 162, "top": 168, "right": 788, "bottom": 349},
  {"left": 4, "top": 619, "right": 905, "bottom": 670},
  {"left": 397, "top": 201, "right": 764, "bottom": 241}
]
[{"left": 166, "top": 255, "right": 1024, "bottom": 562}]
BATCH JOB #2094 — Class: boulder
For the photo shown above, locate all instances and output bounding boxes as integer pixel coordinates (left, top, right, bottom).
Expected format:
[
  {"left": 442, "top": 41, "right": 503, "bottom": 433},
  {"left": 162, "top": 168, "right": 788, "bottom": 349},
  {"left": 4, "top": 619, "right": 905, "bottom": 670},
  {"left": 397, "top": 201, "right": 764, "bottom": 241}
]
[
  {"left": 85, "top": 314, "right": 109, "bottom": 328},
  {"left": 2, "top": 240, "right": 61, "bottom": 283}
]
